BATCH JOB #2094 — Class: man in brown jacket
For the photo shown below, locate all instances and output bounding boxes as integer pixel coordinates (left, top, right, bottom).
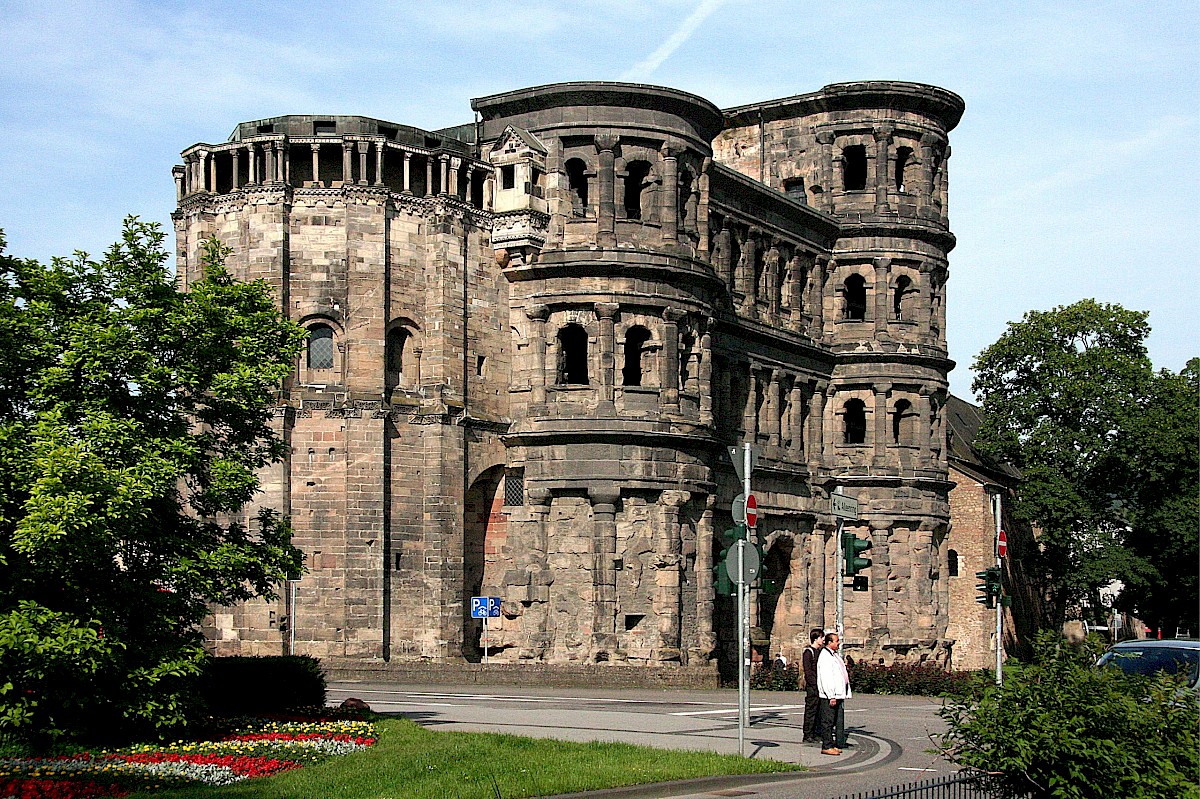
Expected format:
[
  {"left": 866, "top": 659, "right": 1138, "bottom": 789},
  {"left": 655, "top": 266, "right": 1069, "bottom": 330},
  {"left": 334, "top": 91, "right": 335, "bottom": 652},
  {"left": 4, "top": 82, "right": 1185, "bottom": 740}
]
[{"left": 801, "top": 627, "right": 825, "bottom": 743}]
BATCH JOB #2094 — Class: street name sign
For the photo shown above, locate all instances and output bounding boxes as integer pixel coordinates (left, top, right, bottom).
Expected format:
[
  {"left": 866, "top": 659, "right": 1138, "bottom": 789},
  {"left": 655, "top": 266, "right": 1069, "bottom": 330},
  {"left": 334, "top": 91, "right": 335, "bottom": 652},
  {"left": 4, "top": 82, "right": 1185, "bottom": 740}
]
[{"left": 831, "top": 493, "right": 859, "bottom": 520}]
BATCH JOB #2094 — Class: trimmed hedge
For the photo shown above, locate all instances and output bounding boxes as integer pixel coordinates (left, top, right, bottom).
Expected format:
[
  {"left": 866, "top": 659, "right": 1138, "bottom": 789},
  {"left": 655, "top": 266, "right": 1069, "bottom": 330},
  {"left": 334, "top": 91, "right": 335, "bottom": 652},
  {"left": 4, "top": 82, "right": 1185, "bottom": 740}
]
[
  {"left": 199, "top": 655, "right": 326, "bottom": 716},
  {"left": 750, "top": 658, "right": 980, "bottom": 696}
]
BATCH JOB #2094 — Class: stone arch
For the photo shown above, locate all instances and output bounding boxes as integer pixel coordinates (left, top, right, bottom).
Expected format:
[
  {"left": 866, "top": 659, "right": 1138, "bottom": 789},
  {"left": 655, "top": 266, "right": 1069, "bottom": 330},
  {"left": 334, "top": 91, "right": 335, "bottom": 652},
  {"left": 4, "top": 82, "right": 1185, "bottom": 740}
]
[
  {"left": 385, "top": 317, "right": 421, "bottom": 394},
  {"left": 298, "top": 314, "right": 344, "bottom": 385},
  {"left": 462, "top": 464, "right": 508, "bottom": 662}
]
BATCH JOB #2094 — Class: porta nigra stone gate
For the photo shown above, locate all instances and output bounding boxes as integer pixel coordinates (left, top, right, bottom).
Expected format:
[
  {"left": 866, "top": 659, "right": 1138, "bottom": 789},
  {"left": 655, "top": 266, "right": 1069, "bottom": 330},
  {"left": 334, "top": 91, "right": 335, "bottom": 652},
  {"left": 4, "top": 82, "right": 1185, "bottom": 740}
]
[{"left": 173, "top": 80, "right": 991, "bottom": 683}]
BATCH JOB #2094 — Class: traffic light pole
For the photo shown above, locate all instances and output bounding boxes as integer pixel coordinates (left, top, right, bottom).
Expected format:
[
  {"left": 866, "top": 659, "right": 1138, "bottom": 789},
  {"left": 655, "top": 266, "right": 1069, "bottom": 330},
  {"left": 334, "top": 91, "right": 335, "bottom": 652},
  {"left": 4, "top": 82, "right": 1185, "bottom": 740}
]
[
  {"left": 835, "top": 517, "right": 845, "bottom": 640},
  {"left": 992, "top": 493, "right": 1004, "bottom": 686},
  {"left": 737, "top": 442, "right": 751, "bottom": 757}
]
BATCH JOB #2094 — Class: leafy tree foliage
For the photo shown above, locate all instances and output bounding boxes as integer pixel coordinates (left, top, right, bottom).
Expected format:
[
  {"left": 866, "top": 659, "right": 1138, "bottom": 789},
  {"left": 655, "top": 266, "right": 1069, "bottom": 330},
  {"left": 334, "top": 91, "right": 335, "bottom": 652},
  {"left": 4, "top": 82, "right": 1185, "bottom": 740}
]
[
  {"left": 938, "top": 631, "right": 1199, "bottom": 799},
  {"left": 1114, "top": 360, "right": 1200, "bottom": 635},
  {"left": 0, "top": 220, "right": 306, "bottom": 746},
  {"left": 970, "top": 300, "right": 1188, "bottom": 628}
]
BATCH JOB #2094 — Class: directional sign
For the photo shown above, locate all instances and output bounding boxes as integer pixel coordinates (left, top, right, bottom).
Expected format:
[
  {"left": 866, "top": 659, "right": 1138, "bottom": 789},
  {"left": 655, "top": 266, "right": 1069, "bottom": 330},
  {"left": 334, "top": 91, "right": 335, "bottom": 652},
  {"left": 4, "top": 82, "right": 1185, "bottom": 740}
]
[
  {"left": 831, "top": 493, "right": 859, "bottom": 520},
  {"left": 726, "top": 542, "right": 761, "bottom": 585},
  {"left": 470, "top": 596, "right": 502, "bottom": 619},
  {"left": 745, "top": 494, "right": 758, "bottom": 528},
  {"left": 997, "top": 529, "right": 1008, "bottom": 559}
]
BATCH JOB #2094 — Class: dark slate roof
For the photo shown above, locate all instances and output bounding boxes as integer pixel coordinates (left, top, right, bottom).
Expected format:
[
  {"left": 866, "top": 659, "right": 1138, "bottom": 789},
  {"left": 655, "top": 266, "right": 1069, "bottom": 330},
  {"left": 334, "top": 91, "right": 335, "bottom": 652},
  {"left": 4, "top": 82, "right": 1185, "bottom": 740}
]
[{"left": 946, "top": 394, "right": 1021, "bottom": 487}]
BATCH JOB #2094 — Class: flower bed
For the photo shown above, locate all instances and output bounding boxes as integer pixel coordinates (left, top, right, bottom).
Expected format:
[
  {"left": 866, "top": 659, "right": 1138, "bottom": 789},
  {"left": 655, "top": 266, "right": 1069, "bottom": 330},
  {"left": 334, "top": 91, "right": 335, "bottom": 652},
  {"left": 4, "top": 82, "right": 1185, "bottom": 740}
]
[{"left": 0, "top": 718, "right": 377, "bottom": 798}]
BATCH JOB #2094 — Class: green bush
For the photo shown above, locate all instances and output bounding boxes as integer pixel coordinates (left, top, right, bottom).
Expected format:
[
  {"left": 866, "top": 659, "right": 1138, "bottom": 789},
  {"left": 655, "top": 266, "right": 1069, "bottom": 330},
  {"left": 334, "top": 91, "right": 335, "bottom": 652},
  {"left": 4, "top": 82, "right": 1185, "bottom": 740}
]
[
  {"left": 847, "top": 658, "right": 980, "bottom": 696},
  {"left": 199, "top": 655, "right": 326, "bottom": 716},
  {"left": 937, "top": 631, "right": 1199, "bottom": 799},
  {"left": 750, "top": 662, "right": 800, "bottom": 691}
]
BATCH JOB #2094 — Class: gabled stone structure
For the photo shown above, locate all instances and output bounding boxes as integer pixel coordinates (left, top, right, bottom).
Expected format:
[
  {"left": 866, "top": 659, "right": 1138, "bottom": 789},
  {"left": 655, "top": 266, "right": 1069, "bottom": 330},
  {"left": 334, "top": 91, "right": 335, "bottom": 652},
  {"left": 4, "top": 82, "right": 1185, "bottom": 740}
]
[{"left": 173, "top": 80, "right": 971, "bottom": 683}]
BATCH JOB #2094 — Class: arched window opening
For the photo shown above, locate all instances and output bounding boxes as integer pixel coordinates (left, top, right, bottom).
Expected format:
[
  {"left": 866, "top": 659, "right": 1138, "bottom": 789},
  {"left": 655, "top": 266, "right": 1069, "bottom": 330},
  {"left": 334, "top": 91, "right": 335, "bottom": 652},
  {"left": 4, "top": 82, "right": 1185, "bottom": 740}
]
[
  {"left": 891, "top": 399, "right": 913, "bottom": 444},
  {"left": 843, "top": 274, "right": 867, "bottom": 321},
  {"left": 895, "top": 147, "right": 913, "bottom": 192},
  {"left": 386, "top": 328, "right": 409, "bottom": 385},
  {"left": 948, "top": 549, "right": 959, "bottom": 577},
  {"left": 557, "top": 324, "right": 589, "bottom": 385},
  {"left": 624, "top": 160, "right": 653, "bottom": 220},
  {"left": 622, "top": 326, "right": 652, "bottom": 386},
  {"left": 565, "top": 158, "right": 589, "bottom": 217},
  {"left": 893, "top": 275, "right": 912, "bottom": 320},
  {"left": 307, "top": 324, "right": 334, "bottom": 370},
  {"left": 843, "top": 398, "right": 866, "bottom": 445},
  {"left": 842, "top": 145, "right": 868, "bottom": 191}
]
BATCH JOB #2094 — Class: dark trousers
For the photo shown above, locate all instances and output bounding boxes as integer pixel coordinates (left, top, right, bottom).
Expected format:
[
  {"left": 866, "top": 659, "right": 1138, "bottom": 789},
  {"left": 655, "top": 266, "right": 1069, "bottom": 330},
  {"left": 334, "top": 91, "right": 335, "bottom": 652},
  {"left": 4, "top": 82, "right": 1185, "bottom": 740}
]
[
  {"left": 820, "top": 698, "right": 844, "bottom": 749},
  {"left": 803, "top": 688, "right": 821, "bottom": 740}
]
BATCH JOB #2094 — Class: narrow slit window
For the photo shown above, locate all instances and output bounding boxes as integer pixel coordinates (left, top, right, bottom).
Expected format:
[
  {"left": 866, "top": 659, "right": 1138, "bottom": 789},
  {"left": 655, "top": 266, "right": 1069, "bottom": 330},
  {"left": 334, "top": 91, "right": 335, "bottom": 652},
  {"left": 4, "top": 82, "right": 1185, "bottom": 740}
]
[
  {"left": 843, "top": 274, "right": 867, "bottom": 321},
  {"left": 843, "top": 398, "right": 866, "bottom": 445},
  {"left": 892, "top": 399, "right": 913, "bottom": 444},
  {"left": 895, "top": 147, "right": 913, "bottom": 192},
  {"left": 565, "top": 158, "right": 589, "bottom": 217},
  {"left": 842, "top": 145, "right": 868, "bottom": 191},
  {"left": 894, "top": 275, "right": 912, "bottom": 320},
  {"left": 556, "top": 324, "right": 589, "bottom": 385}
]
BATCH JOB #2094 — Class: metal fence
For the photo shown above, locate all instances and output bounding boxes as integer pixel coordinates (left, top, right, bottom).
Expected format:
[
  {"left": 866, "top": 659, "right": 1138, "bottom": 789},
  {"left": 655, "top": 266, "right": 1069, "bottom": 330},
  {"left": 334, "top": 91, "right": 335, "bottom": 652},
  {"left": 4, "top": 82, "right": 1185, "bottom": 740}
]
[{"left": 828, "top": 771, "right": 1035, "bottom": 799}]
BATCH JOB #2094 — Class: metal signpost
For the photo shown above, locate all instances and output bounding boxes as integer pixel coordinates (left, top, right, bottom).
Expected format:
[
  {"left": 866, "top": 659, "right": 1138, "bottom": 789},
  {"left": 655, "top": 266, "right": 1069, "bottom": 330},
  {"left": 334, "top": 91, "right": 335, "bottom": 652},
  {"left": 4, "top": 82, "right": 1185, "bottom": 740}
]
[
  {"left": 470, "top": 596, "right": 502, "bottom": 664},
  {"left": 727, "top": 443, "right": 759, "bottom": 757},
  {"left": 991, "top": 495, "right": 1005, "bottom": 685},
  {"left": 830, "top": 488, "right": 859, "bottom": 639}
]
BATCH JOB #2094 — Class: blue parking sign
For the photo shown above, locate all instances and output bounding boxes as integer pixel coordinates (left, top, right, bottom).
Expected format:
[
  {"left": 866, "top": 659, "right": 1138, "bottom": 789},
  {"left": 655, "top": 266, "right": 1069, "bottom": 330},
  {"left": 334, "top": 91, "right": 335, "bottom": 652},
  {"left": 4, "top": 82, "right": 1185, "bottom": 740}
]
[
  {"left": 470, "top": 596, "right": 488, "bottom": 619},
  {"left": 487, "top": 597, "right": 501, "bottom": 617}
]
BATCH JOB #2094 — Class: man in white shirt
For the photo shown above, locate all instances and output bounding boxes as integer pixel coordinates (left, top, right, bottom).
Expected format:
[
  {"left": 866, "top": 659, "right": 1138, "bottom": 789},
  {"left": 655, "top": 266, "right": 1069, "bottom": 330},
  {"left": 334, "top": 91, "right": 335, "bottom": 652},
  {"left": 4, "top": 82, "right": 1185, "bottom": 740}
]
[{"left": 816, "top": 631, "right": 851, "bottom": 755}]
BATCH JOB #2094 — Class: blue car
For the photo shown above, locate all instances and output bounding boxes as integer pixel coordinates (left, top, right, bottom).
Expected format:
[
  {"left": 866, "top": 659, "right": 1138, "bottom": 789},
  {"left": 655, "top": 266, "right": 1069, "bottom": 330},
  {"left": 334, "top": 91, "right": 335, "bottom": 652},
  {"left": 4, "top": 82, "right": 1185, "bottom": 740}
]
[{"left": 1097, "top": 639, "right": 1200, "bottom": 692}]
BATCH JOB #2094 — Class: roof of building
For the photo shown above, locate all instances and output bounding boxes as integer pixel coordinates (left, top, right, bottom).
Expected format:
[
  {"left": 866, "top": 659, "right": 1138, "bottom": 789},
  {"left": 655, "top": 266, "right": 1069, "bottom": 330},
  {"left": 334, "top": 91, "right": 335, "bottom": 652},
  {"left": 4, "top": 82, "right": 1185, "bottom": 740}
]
[{"left": 946, "top": 394, "right": 1021, "bottom": 487}]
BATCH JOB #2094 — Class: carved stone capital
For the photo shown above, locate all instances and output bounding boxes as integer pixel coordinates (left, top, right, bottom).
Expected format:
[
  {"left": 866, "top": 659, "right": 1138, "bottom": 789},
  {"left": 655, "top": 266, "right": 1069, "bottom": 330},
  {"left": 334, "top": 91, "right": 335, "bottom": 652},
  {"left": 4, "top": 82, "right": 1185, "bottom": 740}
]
[
  {"left": 814, "top": 130, "right": 835, "bottom": 146},
  {"left": 873, "top": 124, "right": 895, "bottom": 142},
  {"left": 662, "top": 306, "right": 686, "bottom": 324},
  {"left": 594, "top": 302, "right": 619, "bottom": 320},
  {"left": 594, "top": 132, "right": 619, "bottom": 152},
  {"left": 525, "top": 303, "right": 550, "bottom": 322}
]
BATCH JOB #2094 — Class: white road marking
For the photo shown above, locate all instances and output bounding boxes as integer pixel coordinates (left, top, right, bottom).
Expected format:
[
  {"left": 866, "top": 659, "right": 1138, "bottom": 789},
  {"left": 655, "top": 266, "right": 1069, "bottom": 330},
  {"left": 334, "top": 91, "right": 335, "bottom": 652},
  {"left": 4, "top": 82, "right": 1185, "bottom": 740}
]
[
  {"left": 670, "top": 704, "right": 804, "bottom": 716},
  {"left": 898, "top": 767, "right": 940, "bottom": 772}
]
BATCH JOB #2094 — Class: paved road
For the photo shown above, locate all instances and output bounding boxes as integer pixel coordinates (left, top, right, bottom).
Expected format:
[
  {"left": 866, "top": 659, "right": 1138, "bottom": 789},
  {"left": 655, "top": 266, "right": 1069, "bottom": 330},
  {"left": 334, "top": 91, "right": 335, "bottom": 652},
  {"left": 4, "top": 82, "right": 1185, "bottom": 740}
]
[{"left": 328, "top": 681, "right": 956, "bottom": 798}]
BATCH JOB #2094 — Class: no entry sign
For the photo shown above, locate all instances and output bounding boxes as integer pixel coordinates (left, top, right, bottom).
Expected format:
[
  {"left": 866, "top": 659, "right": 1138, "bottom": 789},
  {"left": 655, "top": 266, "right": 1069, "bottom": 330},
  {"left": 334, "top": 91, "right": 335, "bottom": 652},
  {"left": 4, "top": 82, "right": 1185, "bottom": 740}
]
[
  {"left": 997, "top": 529, "right": 1008, "bottom": 558},
  {"left": 745, "top": 494, "right": 758, "bottom": 528}
]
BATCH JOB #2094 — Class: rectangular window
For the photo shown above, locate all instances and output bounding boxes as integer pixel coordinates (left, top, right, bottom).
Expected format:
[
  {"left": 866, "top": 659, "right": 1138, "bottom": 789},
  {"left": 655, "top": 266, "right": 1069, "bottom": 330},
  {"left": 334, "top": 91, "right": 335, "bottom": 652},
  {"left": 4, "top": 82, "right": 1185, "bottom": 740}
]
[
  {"left": 503, "top": 470, "right": 524, "bottom": 507},
  {"left": 501, "top": 165, "right": 516, "bottom": 190}
]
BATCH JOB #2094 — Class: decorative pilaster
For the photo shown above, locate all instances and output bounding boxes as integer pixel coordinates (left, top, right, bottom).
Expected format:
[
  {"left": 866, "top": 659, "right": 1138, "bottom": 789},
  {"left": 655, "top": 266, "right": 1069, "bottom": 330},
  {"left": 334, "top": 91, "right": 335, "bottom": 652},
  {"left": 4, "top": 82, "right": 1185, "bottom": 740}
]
[
  {"left": 869, "top": 520, "right": 890, "bottom": 638},
  {"left": 263, "top": 144, "right": 275, "bottom": 185},
  {"left": 527, "top": 305, "right": 549, "bottom": 408},
  {"left": 448, "top": 157, "right": 461, "bottom": 198},
  {"left": 590, "top": 486, "right": 621, "bottom": 659},
  {"left": 767, "top": 370, "right": 782, "bottom": 447},
  {"left": 873, "top": 258, "right": 891, "bottom": 339},
  {"left": 660, "top": 307, "right": 683, "bottom": 413},
  {"left": 425, "top": 155, "right": 434, "bottom": 196},
  {"left": 402, "top": 152, "right": 411, "bottom": 193},
  {"left": 595, "top": 133, "right": 618, "bottom": 248},
  {"left": 439, "top": 155, "right": 449, "bottom": 196},
  {"left": 698, "top": 327, "right": 713, "bottom": 427},
  {"left": 357, "top": 142, "right": 369, "bottom": 186},
  {"left": 655, "top": 490, "right": 689, "bottom": 662},
  {"left": 595, "top": 302, "right": 619, "bottom": 413},
  {"left": 375, "top": 142, "right": 384, "bottom": 186},
  {"left": 309, "top": 144, "right": 320, "bottom": 186},
  {"left": 873, "top": 383, "right": 891, "bottom": 466},
  {"left": 342, "top": 141, "right": 353, "bottom": 185},
  {"left": 815, "top": 130, "right": 835, "bottom": 213},
  {"left": 873, "top": 125, "right": 894, "bottom": 213},
  {"left": 660, "top": 143, "right": 679, "bottom": 245},
  {"left": 807, "top": 383, "right": 825, "bottom": 470},
  {"left": 742, "top": 366, "right": 758, "bottom": 439}
]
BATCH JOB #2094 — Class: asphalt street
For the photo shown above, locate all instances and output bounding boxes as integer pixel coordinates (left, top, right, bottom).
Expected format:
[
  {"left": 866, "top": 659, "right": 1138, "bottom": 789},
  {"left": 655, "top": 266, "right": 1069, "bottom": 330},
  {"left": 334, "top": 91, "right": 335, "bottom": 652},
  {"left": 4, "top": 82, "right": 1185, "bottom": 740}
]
[{"left": 327, "top": 681, "right": 955, "bottom": 799}]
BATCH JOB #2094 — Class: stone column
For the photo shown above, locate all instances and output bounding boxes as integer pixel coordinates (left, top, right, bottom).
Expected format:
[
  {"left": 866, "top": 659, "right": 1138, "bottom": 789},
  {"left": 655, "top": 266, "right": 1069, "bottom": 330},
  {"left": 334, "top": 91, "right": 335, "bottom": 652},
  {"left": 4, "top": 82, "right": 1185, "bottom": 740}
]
[
  {"left": 590, "top": 486, "right": 621, "bottom": 659},
  {"left": 656, "top": 490, "right": 689, "bottom": 661},
  {"left": 357, "top": 142, "right": 369, "bottom": 186},
  {"left": 276, "top": 142, "right": 286, "bottom": 183},
  {"left": 595, "top": 133, "right": 618, "bottom": 248},
  {"left": 263, "top": 144, "right": 275, "bottom": 185},
  {"left": 694, "top": 494, "right": 717, "bottom": 660},
  {"left": 342, "top": 141, "right": 353, "bottom": 185},
  {"left": 448, "top": 157, "right": 462, "bottom": 198},
  {"left": 873, "top": 257, "right": 891, "bottom": 339},
  {"left": 919, "top": 133, "right": 938, "bottom": 220},
  {"left": 660, "top": 308, "right": 683, "bottom": 413},
  {"left": 789, "top": 381, "right": 806, "bottom": 457},
  {"left": 740, "top": 231, "right": 760, "bottom": 311},
  {"left": 697, "top": 159, "right": 711, "bottom": 256},
  {"left": 310, "top": 144, "right": 320, "bottom": 186},
  {"left": 231, "top": 148, "right": 241, "bottom": 190},
  {"left": 698, "top": 327, "right": 713, "bottom": 427},
  {"left": 484, "top": 173, "right": 494, "bottom": 211},
  {"left": 172, "top": 165, "right": 185, "bottom": 201},
  {"left": 873, "top": 125, "right": 894, "bottom": 213},
  {"left": 938, "top": 146, "right": 951, "bottom": 225},
  {"left": 375, "top": 142, "right": 384, "bottom": 186},
  {"left": 918, "top": 387, "right": 934, "bottom": 467},
  {"left": 716, "top": 225, "right": 733, "bottom": 289},
  {"left": 527, "top": 305, "right": 549, "bottom": 407},
  {"left": 814, "top": 256, "right": 830, "bottom": 341},
  {"left": 788, "top": 255, "right": 805, "bottom": 330},
  {"left": 595, "top": 302, "right": 618, "bottom": 414},
  {"left": 821, "top": 384, "right": 837, "bottom": 463},
  {"left": 518, "top": 488, "right": 553, "bottom": 659},
  {"left": 767, "top": 370, "right": 782, "bottom": 447},
  {"left": 808, "top": 382, "right": 825, "bottom": 470},
  {"left": 402, "top": 152, "right": 412, "bottom": 193},
  {"left": 809, "top": 526, "right": 827, "bottom": 632},
  {"left": 766, "top": 244, "right": 781, "bottom": 317},
  {"left": 247, "top": 144, "right": 257, "bottom": 185},
  {"left": 815, "top": 130, "right": 835, "bottom": 213},
  {"left": 439, "top": 155, "right": 449, "bottom": 196},
  {"left": 660, "top": 143, "right": 679, "bottom": 245},
  {"left": 206, "top": 151, "right": 216, "bottom": 192},
  {"left": 425, "top": 155, "right": 434, "bottom": 196},
  {"left": 873, "top": 383, "right": 891, "bottom": 466},
  {"left": 742, "top": 366, "right": 758, "bottom": 439},
  {"left": 914, "top": 522, "right": 936, "bottom": 634},
  {"left": 869, "top": 520, "right": 891, "bottom": 639}
]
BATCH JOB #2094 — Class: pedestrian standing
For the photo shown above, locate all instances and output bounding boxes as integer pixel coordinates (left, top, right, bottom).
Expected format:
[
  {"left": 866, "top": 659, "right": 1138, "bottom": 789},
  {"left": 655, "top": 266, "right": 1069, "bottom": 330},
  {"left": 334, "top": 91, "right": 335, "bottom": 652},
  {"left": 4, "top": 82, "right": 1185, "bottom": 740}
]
[
  {"left": 816, "top": 631, "right": 851, "bottom": 755},
  {"left": 801, "top": 627, "right": 825, "bottom": 743}
]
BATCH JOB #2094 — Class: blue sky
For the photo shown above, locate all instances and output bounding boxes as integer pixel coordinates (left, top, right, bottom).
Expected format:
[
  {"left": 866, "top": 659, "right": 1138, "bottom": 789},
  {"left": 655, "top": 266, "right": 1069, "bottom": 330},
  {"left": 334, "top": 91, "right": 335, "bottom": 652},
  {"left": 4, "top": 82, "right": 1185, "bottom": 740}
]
[{"left": 1, "top": 0, "right": 1195, "bottom": 399}]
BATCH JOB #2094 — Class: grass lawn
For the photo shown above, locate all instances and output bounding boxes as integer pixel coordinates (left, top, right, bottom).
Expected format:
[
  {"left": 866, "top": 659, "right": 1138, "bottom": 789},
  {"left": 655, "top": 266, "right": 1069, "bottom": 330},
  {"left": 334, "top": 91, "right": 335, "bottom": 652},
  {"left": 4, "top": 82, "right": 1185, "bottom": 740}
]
[{"left": 124, "top": 717, "right": 802, "bottom": 799}]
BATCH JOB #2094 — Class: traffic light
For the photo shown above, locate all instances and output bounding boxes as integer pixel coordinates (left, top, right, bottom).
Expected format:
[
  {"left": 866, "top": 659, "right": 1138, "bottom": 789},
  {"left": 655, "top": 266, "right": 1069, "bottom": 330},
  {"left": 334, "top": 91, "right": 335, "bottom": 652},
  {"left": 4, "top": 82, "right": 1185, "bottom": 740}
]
[
  {"left": 852, "top": 574, "right": 869, "bottom": 592},
  {"left": 975, "top": 566, "right": 1001, "bottom": 608},
  {"left": 713, "top": 523, "right": 746, "bottom": 597},
  {"left": 842, "top": 531, "right": 872, "bottom": 577}
]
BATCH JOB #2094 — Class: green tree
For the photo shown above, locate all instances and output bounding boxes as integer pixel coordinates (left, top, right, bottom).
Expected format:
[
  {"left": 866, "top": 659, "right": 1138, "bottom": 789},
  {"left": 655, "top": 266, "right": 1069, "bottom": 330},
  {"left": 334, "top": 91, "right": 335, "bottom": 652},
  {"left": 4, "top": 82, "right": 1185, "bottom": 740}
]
[
  {"left": 0, "top": 220, "right": 306, "bottom": 746},
  {"left": 971, "top": 300, "right": 1156, "bottom": 627},
  {"left": 1113, "top": 360, "right": 1200, "bottom": 636},
  {"left": 938, "top": 632, "right": 1199, "bottom": 799}
]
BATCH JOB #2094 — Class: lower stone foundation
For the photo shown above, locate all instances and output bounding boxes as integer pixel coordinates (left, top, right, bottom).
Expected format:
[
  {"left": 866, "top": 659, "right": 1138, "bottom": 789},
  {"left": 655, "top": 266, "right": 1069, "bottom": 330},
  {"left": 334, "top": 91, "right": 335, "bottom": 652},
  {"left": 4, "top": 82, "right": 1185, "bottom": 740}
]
[{"left": 323, "top": 659, "right": 722, "bottom": 689}]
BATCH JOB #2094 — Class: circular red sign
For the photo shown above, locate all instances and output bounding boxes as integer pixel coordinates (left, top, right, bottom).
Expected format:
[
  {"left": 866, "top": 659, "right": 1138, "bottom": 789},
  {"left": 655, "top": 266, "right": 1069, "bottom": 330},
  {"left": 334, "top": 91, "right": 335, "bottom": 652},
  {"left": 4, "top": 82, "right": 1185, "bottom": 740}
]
[
  {"left": 745, "top": 494, "right": 758, "bottom": 528},
  {"left": 998, "top": 529, "right": 1008, "bottom": 558}
]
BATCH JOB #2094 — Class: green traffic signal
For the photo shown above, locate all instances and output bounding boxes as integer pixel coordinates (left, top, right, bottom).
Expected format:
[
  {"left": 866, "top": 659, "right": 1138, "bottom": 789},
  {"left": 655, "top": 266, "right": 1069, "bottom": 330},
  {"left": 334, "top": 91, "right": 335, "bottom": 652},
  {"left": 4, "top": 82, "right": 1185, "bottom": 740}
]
[
  {"left": 842, "top": 531, "right": 872, "bottom": 576},
  {"left": 975, "top": 566, "right": 1001, "bottom": 608}
]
